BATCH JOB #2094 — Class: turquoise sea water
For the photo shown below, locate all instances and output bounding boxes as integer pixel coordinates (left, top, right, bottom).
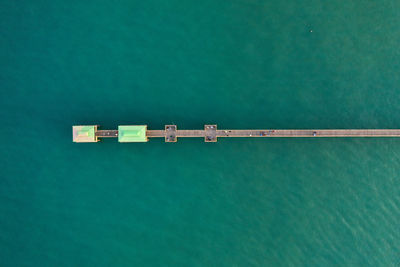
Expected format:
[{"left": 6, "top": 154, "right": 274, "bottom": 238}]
[{"left": 1, "top": 0, "right": 400, "bottom": 266}]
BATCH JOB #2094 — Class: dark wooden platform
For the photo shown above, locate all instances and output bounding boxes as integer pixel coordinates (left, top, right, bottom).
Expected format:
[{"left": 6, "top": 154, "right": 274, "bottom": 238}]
[
  {"left": 96, "top": 130, "right": 118, "bottom": 137},
  {"left": 204, "top": 125, "right": 217, "bottom": 142},
  {"left": 165, "top": 125, "right": 177, "bottom": 142}
]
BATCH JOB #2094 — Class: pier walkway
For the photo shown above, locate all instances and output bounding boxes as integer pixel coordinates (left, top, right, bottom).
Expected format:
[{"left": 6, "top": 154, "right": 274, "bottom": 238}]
[
  {"left": 73, "top": 124, "right": 400, "bottom": 143},
  {"left": 148, "top": 129, "right": 400, "bottom": 137}
]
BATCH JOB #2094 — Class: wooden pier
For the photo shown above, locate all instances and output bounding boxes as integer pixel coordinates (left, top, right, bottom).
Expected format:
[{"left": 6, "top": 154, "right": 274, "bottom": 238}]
[{"left": 73, "top": 125, "right": 400, "bottom": 143}]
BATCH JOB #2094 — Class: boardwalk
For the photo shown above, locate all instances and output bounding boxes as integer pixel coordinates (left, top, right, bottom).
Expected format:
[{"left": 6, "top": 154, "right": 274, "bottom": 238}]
[
  {"left": 147, "top": 129, "right": 400, "bottom": 138},
  {"left": 78, "top": 124, "right": 400, "bottom": 143}
]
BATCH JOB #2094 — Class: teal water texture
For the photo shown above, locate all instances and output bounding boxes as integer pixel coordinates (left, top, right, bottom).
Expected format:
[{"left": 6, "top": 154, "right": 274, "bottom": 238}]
[{"left": 1, "top": 0, "right": 400, "bottom": 266}]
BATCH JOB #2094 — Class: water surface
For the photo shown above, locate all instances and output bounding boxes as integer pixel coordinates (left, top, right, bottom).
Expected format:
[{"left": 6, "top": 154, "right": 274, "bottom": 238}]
[{"left": 1, "top": 0, "right": 400, "bottom": 266}]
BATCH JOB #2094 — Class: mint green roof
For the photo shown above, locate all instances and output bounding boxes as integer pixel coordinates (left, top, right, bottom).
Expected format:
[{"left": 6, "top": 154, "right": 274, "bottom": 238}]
[
  {"left": 77, "top": 126, "right": 95, "bottom": 137},
  {"left": 118, "top": 125, "right": 148, "bottom": 142},
  {"left": 73, "top": 125, "right": 97, "bottom": 142}
]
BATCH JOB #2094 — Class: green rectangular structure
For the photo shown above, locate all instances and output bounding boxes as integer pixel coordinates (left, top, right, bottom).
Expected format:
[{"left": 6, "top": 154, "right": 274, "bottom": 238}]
[{"left": 118, "top": 125, "right": 148, "bottom": 142}]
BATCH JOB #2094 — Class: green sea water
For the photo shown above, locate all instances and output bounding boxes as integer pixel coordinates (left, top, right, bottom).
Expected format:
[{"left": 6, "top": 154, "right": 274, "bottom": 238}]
[{"left": 1, "top": 0, "right": 400, "bottom": 266}]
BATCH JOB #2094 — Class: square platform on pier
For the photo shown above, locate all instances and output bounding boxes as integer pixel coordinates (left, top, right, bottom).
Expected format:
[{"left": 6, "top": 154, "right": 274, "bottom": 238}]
[
  {"left": 205, "top": 124, "right": 217, "bottom": 142},
  {"left": 73, "top": 125, "right": 98, "bottom": 142},
  {"left": 165, "top": 125, "right": 177, "bottom": 142}
]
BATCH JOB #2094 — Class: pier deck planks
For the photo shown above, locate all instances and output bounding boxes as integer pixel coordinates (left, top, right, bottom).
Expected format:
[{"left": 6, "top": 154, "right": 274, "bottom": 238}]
[
  {"left": 146, "top": 129, "right": 400, "bottom": 138},
  {"left": 87, "top": 127, "right": 400, "bottom": 143}
]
